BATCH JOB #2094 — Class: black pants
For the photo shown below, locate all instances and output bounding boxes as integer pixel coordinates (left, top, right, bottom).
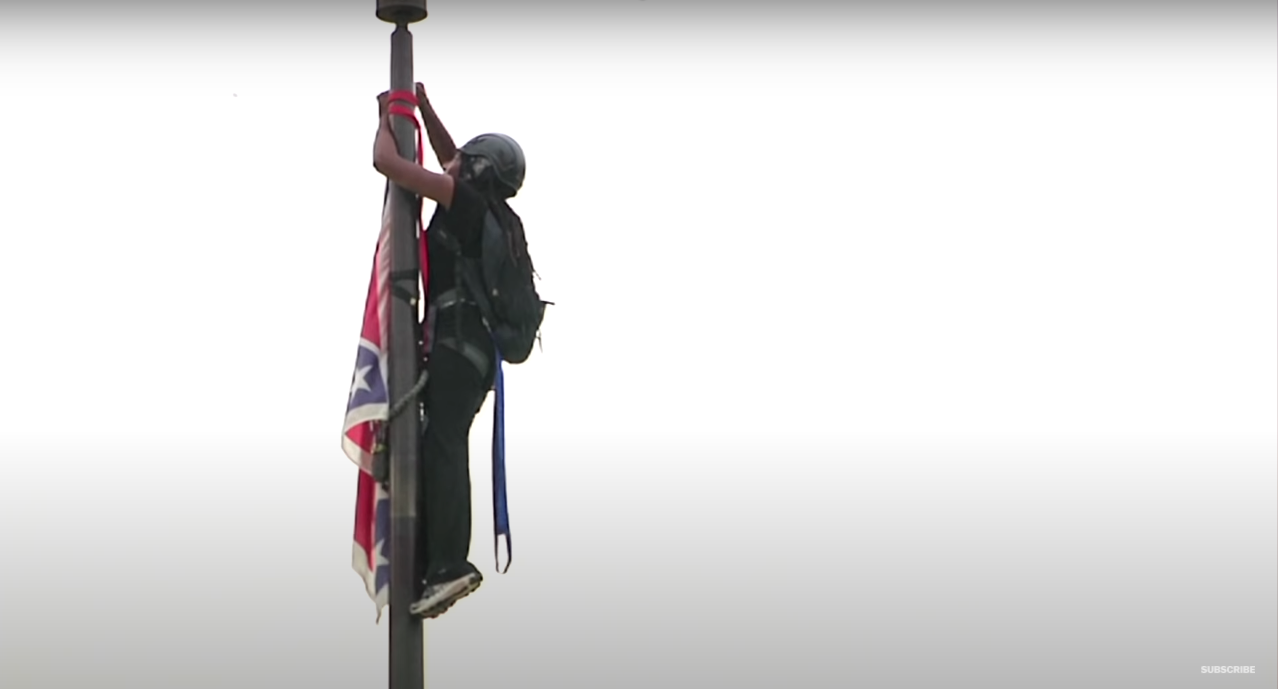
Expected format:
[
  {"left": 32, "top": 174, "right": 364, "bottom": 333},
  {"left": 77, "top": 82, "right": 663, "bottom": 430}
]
[{"left": 415, "top": 336, "right": 494, "bottom": 586}]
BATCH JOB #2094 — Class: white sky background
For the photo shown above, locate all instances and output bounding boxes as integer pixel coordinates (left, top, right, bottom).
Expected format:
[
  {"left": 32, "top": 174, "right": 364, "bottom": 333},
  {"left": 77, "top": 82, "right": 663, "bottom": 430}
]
[
  {"left": 0, "top": 5, "right": 1271, "bottom": 443},
  {"left": 0, "top": 2, "right": 1275, "bottom": 687}
]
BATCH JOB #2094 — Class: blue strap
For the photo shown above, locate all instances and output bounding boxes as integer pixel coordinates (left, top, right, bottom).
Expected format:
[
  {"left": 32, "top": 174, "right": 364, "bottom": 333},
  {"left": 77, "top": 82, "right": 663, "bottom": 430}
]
[{"left": 491, "top": 345, "right": 512, "bottom": 573}]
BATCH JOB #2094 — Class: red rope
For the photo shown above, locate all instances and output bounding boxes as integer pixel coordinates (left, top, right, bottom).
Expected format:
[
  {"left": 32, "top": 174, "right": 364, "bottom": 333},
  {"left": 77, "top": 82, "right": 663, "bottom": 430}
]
[
  {"left": 386, "top": 89, "right": 423, "bottom": 166},
  {"left": 385, "top": 89, "right": 432, "bottom": 357}
]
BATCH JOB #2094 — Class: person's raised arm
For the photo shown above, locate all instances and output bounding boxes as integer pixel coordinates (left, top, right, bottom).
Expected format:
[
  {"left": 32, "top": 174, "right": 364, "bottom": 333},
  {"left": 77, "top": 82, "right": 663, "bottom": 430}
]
[
  {"left": 416, "top": 82, "right": 458, "bottom": 169},
  {"left": 373, "top": 91, "right": 456, "bottom": 209}
]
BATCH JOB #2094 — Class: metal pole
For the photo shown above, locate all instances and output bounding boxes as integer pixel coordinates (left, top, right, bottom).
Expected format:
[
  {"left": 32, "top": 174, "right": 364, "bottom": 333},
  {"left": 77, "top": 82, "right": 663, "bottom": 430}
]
[{"left": 376, "top": 2, "right": 428, "bottom": 689}]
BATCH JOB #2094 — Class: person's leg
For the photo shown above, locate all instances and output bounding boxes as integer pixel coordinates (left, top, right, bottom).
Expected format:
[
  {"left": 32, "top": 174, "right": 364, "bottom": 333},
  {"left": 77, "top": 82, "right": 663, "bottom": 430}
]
[{"left": 411, "top": 341, "right": 492, "bottom": 617}]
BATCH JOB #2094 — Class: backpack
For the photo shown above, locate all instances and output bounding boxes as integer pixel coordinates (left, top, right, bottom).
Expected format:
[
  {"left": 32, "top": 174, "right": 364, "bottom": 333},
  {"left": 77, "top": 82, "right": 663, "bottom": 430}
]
[
  {"left": 437, "top": 199, "right": 549, "bottom": 364},
  {"left": 411, "top": 197, "right": 542, "bottom": 572}
]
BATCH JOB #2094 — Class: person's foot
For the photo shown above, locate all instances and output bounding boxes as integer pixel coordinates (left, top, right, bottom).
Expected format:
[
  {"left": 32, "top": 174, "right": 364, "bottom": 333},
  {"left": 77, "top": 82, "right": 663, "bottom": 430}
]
[{"left": 409, "top": 567, "right": 483, "bottom": 619}]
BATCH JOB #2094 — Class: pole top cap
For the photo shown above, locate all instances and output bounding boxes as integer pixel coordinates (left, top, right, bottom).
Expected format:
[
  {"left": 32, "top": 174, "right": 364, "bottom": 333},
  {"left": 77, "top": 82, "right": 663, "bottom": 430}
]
[{"left": 376, "top": 0, "right": 427, "bottom": 24}]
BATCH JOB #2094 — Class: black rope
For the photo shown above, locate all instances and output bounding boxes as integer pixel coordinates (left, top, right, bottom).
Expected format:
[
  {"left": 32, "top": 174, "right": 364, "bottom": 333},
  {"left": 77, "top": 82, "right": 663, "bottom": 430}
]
[
  {"left": 388, "top": 368, "right": 429, "bottom": 421},
  {"left": 385, "top": 264, "right": 426, "bottom": 418},
  {"left": 370, "top": 368, "right": 429, "bottom": 485}
]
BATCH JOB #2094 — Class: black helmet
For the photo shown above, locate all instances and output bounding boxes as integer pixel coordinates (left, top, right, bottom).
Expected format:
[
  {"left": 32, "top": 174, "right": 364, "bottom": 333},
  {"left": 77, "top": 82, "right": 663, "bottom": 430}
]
[{"left": 458, "top": 133, "right": 526, "bottom": 196}]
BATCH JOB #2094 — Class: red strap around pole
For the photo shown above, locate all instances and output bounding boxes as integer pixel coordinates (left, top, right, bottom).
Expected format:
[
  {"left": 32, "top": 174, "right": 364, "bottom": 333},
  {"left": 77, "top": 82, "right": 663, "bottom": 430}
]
[
  {"left": 386, "top": 89, "right": 423, "bottom": 166},
  {"left": 385, "top": 89, "right": 431, "bottom": 356}
]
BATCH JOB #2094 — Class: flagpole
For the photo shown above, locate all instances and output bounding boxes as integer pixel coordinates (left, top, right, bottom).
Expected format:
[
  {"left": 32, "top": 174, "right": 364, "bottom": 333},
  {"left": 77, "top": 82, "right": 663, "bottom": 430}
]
[{"left": 376, "top": 2, "right": 428, "bottom": 689}]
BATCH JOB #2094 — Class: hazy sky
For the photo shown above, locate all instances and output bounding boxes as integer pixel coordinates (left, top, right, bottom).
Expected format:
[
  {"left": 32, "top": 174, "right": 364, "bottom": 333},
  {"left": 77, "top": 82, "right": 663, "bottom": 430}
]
[{"left": 1, "top": 2, "right": 1275, "bottom": 688}]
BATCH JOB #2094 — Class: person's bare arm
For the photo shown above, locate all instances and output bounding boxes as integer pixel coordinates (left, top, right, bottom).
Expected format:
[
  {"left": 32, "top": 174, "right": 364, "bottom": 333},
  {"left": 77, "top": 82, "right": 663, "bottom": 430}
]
[
  {"left": 416, "top": 82, "right": 458, "bottom": 169},
  {"left": 373, "top": 92, "right": 455, "bottom": 208}
]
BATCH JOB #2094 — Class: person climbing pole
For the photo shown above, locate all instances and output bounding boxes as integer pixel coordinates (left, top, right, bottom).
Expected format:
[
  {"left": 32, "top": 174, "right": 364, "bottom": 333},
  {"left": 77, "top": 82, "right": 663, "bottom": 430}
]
[{"left": 372, "top": 83, "right": 541, "bottom": 620}]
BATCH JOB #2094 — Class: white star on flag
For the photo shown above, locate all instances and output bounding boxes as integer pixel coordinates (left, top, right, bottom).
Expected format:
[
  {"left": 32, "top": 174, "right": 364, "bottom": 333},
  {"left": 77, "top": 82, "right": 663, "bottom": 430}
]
[{"left": 350, "top": 365, "right": 373, "bottom": 399}]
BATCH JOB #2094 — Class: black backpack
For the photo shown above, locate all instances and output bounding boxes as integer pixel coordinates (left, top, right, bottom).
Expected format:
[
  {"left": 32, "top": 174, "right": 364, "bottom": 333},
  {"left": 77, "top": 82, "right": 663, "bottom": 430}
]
[{"left": 438, "top": 200, "right": 549, "bottom": 364}]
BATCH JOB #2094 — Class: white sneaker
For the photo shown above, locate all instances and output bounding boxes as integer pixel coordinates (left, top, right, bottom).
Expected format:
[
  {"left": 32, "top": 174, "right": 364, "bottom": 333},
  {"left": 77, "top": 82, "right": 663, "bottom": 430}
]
[{"left": 409, "top": 571, "right": 482, "bottom": 619}]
